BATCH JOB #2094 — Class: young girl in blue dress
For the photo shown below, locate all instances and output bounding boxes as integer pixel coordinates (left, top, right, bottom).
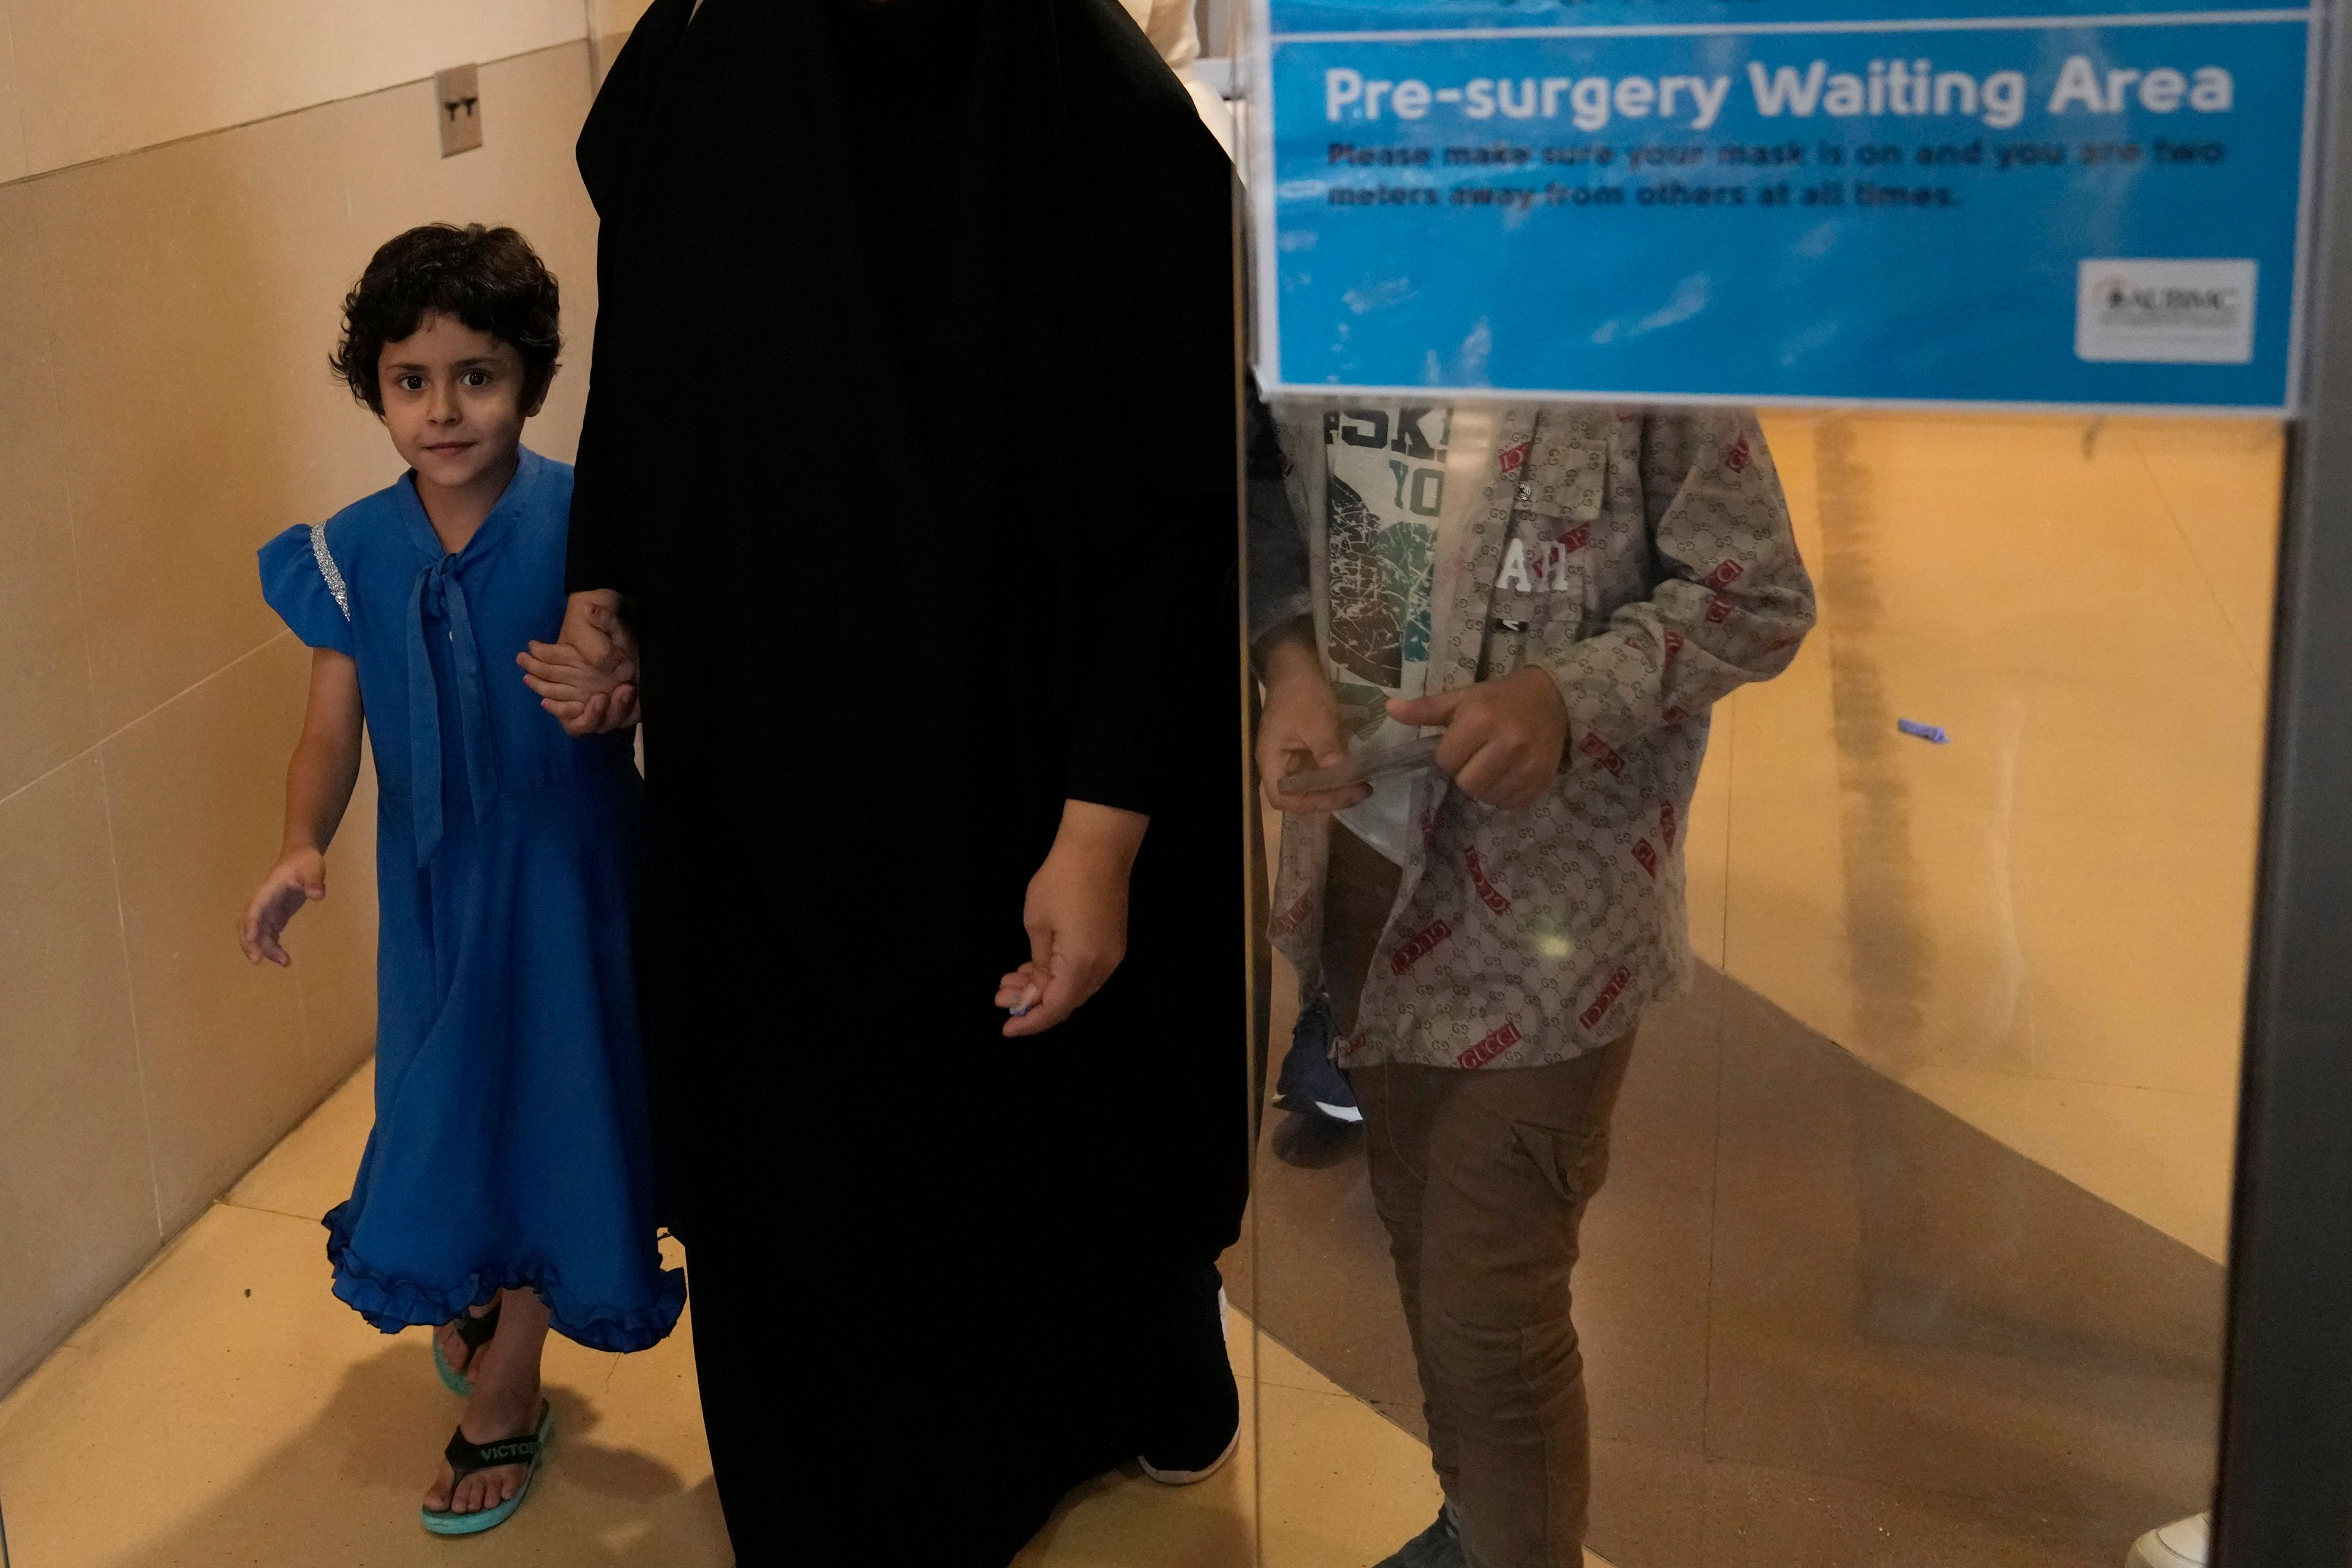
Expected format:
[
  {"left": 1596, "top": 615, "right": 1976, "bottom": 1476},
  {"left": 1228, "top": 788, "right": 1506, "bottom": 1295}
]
[{"left": 238, "top": 224, "right": 681, "bottom": 1536}]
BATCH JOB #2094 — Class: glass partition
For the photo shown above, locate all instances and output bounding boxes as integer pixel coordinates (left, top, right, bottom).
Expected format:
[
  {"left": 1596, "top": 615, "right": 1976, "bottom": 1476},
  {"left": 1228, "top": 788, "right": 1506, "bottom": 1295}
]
[{"left": 1235, "top": 400, "right": 2274, "bottom": 1564}]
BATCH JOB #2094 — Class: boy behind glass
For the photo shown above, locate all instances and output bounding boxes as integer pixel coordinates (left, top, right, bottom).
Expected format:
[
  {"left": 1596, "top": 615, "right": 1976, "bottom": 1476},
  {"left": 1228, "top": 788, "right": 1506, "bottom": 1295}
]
[{"left": 1252, "top": 396, "right": 1815, "bottom": 1568}]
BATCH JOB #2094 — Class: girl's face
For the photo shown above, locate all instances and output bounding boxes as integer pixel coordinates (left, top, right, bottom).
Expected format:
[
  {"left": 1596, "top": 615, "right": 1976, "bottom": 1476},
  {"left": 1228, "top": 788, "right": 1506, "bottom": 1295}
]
[{"left": 375, "top": 311, "right": 542, "bottom": 494}]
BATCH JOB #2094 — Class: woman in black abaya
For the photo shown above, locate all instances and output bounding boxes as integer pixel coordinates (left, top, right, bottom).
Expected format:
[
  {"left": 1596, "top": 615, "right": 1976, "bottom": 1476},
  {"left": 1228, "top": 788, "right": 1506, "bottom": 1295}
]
[{"left": 553, "top": 1, "right": 1246, "bottom": 1561}]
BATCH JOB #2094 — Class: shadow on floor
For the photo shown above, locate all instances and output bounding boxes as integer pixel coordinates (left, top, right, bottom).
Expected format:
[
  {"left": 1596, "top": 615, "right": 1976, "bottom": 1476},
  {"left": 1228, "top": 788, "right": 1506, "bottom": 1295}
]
[
  {"left": 107, "top": 1341, "right": 728, "bottom": 1567},
  {"left": 1016, "top": 1464, "right": 1257, "bottom": 1567}
]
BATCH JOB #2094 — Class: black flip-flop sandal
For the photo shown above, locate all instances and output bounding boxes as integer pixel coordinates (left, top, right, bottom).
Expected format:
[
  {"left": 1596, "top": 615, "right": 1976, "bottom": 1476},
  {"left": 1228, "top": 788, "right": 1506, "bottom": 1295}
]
[
  {"left": 432, "top": 1300, "right": 502, "bottom": 1397},
  {"left": 420, "top": 1399, "right": 553, "bottom": 1537}
]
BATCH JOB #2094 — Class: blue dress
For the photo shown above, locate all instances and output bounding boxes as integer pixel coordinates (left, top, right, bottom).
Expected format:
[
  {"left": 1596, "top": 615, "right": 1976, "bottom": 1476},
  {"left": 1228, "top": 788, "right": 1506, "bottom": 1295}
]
[{"left": 260, "top": 448, "right": 684, "bottom": 1352}]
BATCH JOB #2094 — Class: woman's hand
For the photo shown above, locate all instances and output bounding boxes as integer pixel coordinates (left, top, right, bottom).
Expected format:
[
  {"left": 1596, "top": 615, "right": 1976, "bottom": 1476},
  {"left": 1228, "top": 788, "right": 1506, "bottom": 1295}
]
[
  {"left": 520, "top": 590, "right": 639, "bottom": 736},
  {"left": 1256, "top": 620, "right": 1370, "bottom": 816},
  {"left": 996, "top": 801, "right": 1148, "bottom": 1039},
  {"left": 239, "top": 848, "right": 326, "bottom": 967}
]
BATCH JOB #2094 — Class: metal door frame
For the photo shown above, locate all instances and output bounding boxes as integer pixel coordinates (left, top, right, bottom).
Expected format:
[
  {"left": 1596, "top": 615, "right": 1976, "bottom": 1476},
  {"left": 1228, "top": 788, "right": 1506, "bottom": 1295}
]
[{"left": 2216, "top": 0, "right": 2352, "bottom": 1559}]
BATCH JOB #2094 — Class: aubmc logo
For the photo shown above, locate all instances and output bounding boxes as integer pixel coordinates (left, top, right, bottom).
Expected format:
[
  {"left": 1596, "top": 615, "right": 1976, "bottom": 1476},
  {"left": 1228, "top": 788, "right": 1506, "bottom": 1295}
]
[
  {"left": 2093, "top": 276, "right": 2244, "bottom": 327},
  {"left": 2078, "top": 259, "right": 2258, "bottom": 366}
]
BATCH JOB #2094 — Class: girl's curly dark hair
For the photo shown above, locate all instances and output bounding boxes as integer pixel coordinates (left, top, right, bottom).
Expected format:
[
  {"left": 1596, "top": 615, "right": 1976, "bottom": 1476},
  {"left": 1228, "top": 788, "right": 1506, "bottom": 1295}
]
[{"left": 330, "top": 224, "right": 561, "bottom": 414}]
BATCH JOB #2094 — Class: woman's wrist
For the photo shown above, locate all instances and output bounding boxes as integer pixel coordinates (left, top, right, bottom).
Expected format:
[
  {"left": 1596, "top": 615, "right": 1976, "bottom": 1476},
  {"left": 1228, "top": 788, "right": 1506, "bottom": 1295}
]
[{"left": 1055, "top": 799, "right": 1148, "bottom": 870}]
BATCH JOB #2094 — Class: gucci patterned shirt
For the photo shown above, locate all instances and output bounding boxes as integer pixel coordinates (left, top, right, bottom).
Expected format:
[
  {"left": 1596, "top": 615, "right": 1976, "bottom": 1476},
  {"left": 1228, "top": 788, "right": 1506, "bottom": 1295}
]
[{"left": 1256, "top": 402, "right": 1816, "bottom": 1069}]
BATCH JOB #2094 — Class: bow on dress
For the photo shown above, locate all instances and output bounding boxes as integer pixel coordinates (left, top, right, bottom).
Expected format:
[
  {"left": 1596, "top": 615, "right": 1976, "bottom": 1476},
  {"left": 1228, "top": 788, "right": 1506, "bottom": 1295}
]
[{"left": 406, "top": 553, "right": 501, "bottom": 867}]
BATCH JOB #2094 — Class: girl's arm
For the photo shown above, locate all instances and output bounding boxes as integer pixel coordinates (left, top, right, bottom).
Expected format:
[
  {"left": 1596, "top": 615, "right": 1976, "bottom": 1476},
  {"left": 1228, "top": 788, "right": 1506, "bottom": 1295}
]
[{"left": 239, "top": 649, "right": 363, "bottom": 967}]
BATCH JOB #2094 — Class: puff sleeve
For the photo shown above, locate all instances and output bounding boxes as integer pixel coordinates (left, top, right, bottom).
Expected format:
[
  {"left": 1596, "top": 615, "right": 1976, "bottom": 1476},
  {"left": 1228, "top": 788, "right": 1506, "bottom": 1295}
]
[{"left": 258, "top": 523, "right": 356, "bottom": 655}]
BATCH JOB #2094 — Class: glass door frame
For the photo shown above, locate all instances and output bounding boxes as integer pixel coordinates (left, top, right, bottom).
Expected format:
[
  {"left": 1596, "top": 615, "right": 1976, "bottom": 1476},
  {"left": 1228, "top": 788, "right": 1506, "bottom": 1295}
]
[
  {"left": 2202, "top": 2, "right": 2351, "bottom": 1559},
  {"left": 1221, "top": 1, "right": 2352, "bottom": 1555}
]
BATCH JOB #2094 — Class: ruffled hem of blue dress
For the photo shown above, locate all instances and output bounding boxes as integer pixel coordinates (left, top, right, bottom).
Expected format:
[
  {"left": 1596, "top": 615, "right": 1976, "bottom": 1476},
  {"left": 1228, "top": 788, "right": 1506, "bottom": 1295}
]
[{"left": 323, "top": 1205, "right": 685, "bottom": 1355}]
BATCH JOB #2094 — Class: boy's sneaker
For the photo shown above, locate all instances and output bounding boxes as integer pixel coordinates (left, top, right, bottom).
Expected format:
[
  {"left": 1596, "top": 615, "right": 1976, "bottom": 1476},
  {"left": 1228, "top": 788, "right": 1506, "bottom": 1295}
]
[
  {"left": 1136, "top": 1267, "right": 1241, "bottom": 1485},
  {"left": 1275, "top": 998, "right": 1362, "bottom": 1124},
  {"left": 1373, "top": 1508, "right": 1465, "bottom": 1568},
  {"left": 2127, "top": 1514, "right": 2209, "bottom": 1568}
]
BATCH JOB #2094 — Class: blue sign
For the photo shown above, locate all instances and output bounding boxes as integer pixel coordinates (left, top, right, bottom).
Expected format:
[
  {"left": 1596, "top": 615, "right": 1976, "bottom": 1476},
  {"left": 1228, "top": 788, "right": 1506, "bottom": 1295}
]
[{"left": 1250, "top": 1, "right": 2316, "bottom": 409}]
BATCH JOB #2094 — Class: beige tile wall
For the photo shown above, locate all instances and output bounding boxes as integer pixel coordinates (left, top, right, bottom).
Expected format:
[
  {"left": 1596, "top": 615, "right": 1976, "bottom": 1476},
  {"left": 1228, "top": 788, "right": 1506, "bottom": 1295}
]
[
  {"left": 0, "top": 758, "right": 154, "bottom": 1381},
  {"left": 0, "top": 17, "right": 25, "bottom": 184},
  {"left": 0, "top": 40, "right": 603, "bottom": 1395},
  {"left": 0, "top": 0, "right": 589, "bottom": 178},
  {"left": 0, "top": 197, "right": 95, "bottom": 799},
  {"left": 589, "top": 0, "right": 661, "bottom": 81},
  {"left": 591, "top": 0, "right": 661, "bottom": 40}
]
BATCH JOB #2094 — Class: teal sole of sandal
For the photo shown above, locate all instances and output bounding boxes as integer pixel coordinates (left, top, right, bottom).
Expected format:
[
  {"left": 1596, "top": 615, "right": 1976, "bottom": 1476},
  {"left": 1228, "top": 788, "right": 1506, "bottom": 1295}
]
[
  {"left": 420, "top": 1401, "right": 553, "bottom": 1537},
  {"left": 431, "top": 1337, "right": 474, "bottom": 1398}
]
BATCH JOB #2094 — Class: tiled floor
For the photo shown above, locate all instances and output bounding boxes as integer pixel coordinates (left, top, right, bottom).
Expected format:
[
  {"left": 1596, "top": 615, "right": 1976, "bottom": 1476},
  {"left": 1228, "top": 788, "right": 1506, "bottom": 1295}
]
[
  {"left": 0, "top": 1061, "right": 1611, "bottom": 1567},
  {"left": 0, "top": 1064, "right": 728, "bottom": 1567},
  {"left": 1232, "top": 968, "right": 2224, "bottom": 1568}
]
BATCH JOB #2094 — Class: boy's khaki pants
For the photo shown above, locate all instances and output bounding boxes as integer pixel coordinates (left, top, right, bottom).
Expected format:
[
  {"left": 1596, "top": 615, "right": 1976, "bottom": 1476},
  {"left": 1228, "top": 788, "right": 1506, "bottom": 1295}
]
[{"left": 1324, "top": 824, "right": 1635, "bottom": 1568}]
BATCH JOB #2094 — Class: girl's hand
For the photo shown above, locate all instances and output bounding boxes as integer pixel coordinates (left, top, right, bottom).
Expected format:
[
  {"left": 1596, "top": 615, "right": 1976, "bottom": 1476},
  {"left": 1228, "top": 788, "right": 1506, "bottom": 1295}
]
[
  {"left": 1002, "top": 802, "right": 1147, "bottom": 1039},
  {"left": 520, "top": 591, "right": 639, "bottom": 736},
  {"left": 240, "top": 848, "right": 326, "bottom": 967}
]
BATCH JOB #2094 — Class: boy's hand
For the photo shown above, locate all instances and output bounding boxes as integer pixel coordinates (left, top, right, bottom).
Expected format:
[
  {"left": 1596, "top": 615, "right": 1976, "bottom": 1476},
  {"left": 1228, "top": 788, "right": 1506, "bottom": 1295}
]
[
  {"left": 519, "top": 591, "right": 639, "bottom": 736},
  {"left": 239, "top": 848, "right": 326, "bottom": 968},
  {"left": 999, "top": 803, "right": 1144, "bottom": 1039},
  {"left": 1256, "top": 622, "right": 1370, "bottom": 816},
  {"left": 1388, "top": 666, "right": 1570, "bottom": 811}
]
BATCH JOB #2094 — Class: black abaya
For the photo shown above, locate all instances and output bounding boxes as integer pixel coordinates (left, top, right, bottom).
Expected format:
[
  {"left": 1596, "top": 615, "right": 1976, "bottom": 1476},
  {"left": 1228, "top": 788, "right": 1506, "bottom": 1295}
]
[{"left": 567, "top": 2, "right": 1246, "bottom": 1561}]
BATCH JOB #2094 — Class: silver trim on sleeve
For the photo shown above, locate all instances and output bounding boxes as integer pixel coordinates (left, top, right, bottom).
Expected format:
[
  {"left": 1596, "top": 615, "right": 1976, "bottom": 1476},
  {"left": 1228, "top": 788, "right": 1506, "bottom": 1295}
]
[{"left": 309, "top": 522, "right": 351, "bottom": 622}]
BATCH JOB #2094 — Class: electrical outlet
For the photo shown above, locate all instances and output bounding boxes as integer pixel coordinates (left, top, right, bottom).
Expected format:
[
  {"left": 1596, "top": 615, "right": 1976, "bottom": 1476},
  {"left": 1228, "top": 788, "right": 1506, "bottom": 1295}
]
[{"left": 435, "top": 65, "right": 482, "bottom": 157}]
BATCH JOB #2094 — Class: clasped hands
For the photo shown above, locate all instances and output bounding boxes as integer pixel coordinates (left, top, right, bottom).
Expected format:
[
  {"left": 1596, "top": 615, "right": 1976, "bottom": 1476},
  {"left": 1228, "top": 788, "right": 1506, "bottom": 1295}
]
[{"left": 519, "top": 590, "right": 639, "bottom": 736}]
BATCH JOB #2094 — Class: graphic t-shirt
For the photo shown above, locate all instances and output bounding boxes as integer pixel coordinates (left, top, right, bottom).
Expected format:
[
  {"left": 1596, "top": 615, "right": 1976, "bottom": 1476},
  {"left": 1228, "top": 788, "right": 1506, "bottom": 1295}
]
[{"left": 1324, "top": 405, "right": 1450, "bottom": 864}]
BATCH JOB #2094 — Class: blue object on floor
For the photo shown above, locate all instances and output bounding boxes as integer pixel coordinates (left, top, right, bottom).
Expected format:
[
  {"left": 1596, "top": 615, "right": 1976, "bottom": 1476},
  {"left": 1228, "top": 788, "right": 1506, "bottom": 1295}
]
[{"left": 1898, "top": 719, "right": 1950, "bottom": 745}]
